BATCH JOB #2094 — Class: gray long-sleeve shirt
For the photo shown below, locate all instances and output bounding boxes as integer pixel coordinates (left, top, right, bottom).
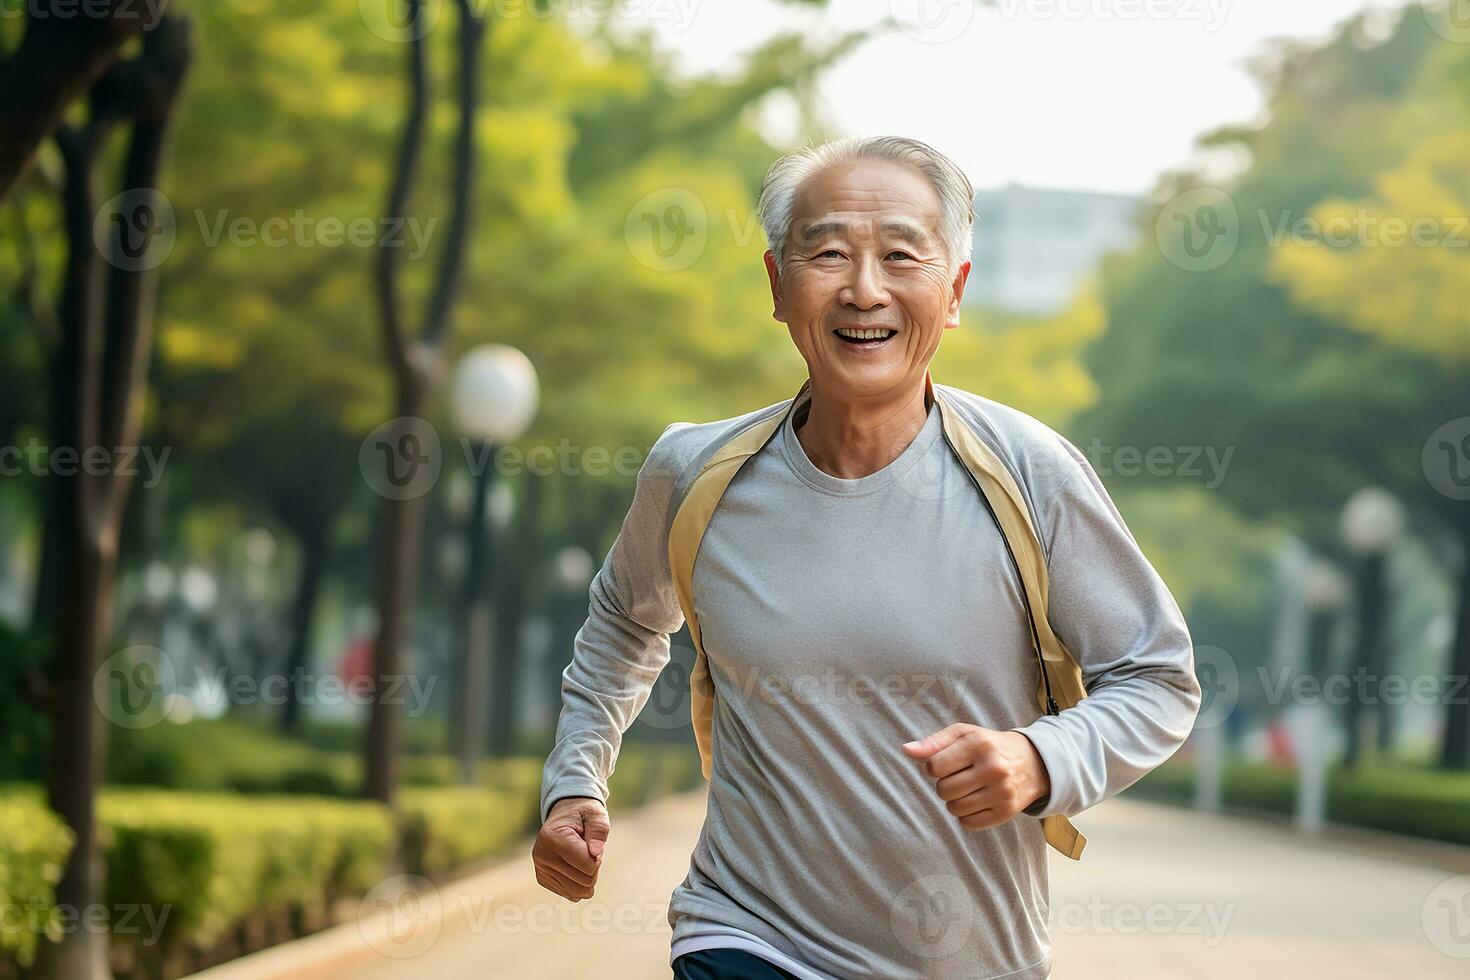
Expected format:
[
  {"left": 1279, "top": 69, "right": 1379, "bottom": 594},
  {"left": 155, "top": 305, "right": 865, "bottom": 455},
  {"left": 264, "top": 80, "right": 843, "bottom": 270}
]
[{"left": 539, "top": 382, "right": 1201, "bottom": 979}]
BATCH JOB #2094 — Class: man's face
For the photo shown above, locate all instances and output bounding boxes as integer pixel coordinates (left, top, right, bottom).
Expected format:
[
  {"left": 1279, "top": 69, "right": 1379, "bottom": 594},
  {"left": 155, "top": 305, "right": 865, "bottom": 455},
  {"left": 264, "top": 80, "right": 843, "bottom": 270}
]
[{"left": 765, "top": 158, "right": 969, "bottom": 399}]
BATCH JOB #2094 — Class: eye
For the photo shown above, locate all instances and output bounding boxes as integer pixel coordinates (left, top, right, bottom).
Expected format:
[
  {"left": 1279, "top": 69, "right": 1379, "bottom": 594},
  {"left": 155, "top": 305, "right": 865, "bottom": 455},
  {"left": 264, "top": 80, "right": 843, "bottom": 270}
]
[
  {"left": 886, "top": 250, "right": 916, "bottom": 261},
  {"left": 817, "top": 248, "right": 844, "bottom": 259}
]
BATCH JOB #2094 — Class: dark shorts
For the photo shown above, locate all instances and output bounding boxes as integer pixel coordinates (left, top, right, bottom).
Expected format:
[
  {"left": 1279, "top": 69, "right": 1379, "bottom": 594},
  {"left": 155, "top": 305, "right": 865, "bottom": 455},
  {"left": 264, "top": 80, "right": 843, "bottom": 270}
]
[{"left": 672, "top": 947, "right": 802, "bottom": 979}]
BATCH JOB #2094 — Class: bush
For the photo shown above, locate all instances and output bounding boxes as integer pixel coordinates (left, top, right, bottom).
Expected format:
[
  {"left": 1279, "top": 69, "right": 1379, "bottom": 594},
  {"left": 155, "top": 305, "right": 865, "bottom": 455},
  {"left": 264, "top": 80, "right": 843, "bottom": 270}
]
[
  {"left": 397, "top": 786, "right": 538, "bottom": 878},
  {"left": 1126, "top": 759, "right": 1470, "bottom": 847},
  {"left": 0, "top": 797, "right": 74, "bottom": 968},
  {"left": 98, "top": 791, "right": 393, "bottom": 969},
  {"left": 109, "top": 720, "right": 358, "bottom": 797},
  {"left": 2, "top": 736, "right": 696, "bottom": 974},
  {"left": 109, "top": 720, "right": 556, "bottom": 799}
]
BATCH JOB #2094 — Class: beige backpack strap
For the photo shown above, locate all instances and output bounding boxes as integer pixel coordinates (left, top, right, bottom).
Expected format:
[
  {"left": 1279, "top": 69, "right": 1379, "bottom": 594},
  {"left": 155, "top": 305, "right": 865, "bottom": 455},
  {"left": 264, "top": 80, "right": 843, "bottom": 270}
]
[
  {"left": 933, "top": 383, "right": 1089, "bottom": 860},
  {"left": 668, "top": 389, "right": 802, "bottom": 779}
]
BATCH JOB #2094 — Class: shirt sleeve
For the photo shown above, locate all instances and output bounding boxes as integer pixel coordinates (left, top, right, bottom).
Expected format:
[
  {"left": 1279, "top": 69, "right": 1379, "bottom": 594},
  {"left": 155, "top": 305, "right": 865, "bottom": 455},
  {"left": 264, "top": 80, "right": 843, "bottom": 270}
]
[
  {"left": 1013, "top": 440, "right": 1201, "bottom": 819},
  {"left": 539, "top": 423, "right": 691, "bottom": 824}
]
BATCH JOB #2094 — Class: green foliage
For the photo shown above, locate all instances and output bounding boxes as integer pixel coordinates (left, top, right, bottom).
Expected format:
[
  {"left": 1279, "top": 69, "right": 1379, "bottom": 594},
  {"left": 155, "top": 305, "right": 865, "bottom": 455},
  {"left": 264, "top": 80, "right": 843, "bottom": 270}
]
[
  {"left": 0, "top": 620, "right": 49, "bottom": 782},
  {"left": 108, "top": 718, "right": 561, "bottom": 797},
  {"left": 1080, "top": 7, "right": 1468, "bottom": 539},
  {"left": 108, "top": 719, "right": 359, "bottom": 796},
  {"left": 396, "top": 786, "right": 537, "bottom": 878},
  {"left": 0, "top": 797, "right": 73, "bottom": 968},
  {"left": 98, "top": 791, "right": 394, "bottom": 955}
]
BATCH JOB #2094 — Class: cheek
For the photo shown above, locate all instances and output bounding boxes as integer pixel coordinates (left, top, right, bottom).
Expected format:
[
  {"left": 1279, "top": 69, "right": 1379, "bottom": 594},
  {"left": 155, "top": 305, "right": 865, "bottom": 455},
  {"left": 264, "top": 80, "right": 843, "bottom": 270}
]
[{"left": 785, "top": 281, "right": 840, "bottom": 320}]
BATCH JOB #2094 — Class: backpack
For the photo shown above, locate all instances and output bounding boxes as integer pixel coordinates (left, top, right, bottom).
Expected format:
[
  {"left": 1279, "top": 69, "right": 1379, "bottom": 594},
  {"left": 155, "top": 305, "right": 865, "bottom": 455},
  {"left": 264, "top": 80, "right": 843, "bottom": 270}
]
[{"left": 667, "top": 371, "right": 1090, "bottom": 860}]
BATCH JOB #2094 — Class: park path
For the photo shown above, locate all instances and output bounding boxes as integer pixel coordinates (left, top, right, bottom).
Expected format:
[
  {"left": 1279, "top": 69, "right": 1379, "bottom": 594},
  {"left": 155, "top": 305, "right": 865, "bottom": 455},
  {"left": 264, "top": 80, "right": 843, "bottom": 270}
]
[{"left": 197, "top": 787, "right": 1469, "bottom": 979}]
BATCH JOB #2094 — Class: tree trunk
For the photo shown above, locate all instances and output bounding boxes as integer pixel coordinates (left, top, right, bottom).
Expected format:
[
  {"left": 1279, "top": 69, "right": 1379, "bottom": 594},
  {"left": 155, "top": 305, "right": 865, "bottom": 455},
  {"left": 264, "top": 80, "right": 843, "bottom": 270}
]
[
  {"left": 0, "top": 5, "right": 149, "bottom": 202},
  {"left": 489, "top": 471, "right": 541, "bottom": 756},
  {"left": 1440, "top": 520, "right": 1470, "bottom": 769},
  {"left": 1343, "top": 552, "right": 1387, "bottom": 769},
  {"left": 362, "top": 0, "right": 484, "bottom": 805},
  {"left": 363, "top": 405, "right": 430, "bottom": 806},
  {"left": 455, "top": 447, "right": 496, "bottom": 783},
  {"left": 278, "top": 521, "right": 330, "bottom": 735},
  {"left": 40, "top": 536, "right": 117, "bottom": 979},
  {"left": 31, "top": 18, "right": 192, "bottom": 980}
]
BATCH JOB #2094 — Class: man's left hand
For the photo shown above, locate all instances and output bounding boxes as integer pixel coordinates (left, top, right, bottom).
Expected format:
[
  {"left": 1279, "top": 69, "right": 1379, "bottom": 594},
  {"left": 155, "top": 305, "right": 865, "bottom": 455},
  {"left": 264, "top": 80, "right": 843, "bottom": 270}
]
[{"left": 901, "top": 724, "right": 1051, "bottom": 831}]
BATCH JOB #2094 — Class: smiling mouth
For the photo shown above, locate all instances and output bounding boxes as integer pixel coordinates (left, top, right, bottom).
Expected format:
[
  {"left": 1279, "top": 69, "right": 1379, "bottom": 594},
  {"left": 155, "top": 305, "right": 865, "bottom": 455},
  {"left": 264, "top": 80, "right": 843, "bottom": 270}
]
[{"left": 833, "top": 327, "right": 897, "bottom": 346}]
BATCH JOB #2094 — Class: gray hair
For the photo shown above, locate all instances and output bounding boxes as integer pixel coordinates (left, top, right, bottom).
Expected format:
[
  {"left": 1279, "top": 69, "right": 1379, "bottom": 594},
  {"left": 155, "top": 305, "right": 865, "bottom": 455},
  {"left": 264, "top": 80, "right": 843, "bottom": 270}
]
[{"left": 756, "top": 136, "right": 974, "bottom": 279}]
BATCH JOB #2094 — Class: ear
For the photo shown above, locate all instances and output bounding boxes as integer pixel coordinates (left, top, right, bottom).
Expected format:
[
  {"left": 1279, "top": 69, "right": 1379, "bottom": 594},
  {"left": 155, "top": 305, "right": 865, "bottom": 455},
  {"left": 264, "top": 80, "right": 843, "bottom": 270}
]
[
  {"left": 946, "top": 259, "right": 971, "bottom": 330},
  {"left": 764, "top": 250, "right": 787, "bottom": 324}
]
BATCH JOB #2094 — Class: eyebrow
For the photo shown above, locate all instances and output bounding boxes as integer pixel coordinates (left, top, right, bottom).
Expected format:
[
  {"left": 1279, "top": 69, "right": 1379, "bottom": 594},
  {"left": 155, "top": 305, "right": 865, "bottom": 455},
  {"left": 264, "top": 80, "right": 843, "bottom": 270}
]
[{"left": 797, "top": 218, "right": 933, "bottom": 245}]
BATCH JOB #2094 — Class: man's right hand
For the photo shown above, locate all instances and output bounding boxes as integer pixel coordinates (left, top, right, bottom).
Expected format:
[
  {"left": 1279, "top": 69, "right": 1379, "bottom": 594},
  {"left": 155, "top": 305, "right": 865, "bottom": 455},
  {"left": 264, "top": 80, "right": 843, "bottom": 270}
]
[{"left": 532, "top": 796, "right": 610, "bottom": 901}]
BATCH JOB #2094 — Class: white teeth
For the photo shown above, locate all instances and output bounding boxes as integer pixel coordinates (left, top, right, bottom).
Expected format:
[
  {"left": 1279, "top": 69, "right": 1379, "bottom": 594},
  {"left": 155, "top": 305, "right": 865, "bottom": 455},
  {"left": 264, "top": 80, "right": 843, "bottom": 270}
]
[{"left": 835, "top": 328, "right": 895, "bottom": 340}]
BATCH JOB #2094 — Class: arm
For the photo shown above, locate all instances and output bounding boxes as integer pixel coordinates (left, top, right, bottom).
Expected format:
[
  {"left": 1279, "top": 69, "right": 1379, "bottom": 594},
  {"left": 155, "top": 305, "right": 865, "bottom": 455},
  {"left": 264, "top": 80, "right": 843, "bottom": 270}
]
[
  {"left": 538, "top": 423, "right": 691, "bottom": 825},
  {"left": 1015, "top": 442, "right": 1202, "bottom": 819}
]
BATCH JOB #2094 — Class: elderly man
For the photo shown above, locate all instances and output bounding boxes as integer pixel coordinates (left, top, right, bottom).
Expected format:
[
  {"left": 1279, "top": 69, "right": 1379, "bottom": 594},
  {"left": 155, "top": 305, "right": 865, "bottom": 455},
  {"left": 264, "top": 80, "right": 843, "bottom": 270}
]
[{"left": 533, "top": 136, "right": 1201, "bottom": 980}]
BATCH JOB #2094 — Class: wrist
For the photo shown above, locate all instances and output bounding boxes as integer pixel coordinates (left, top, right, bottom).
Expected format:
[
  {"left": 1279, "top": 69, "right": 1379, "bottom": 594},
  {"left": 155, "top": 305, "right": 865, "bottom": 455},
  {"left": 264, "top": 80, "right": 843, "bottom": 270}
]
[{"left": 1014, "top": 731, "right": 1051, "bottom": 810}]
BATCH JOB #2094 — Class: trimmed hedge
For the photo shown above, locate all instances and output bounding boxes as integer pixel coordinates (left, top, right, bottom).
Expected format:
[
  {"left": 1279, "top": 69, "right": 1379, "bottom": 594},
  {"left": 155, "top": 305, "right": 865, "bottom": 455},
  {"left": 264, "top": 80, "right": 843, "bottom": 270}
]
[
  {"left": 0, "top": 797, "right": 74, "bottom": 968},
  {"left": 99, "top": 791, "right": 394, "bottom": 970},
  {"left": 2, "top": 738, "right": 705, "bottom": 977},
  {"left": 1126, "top": 760, "right": 1470, "bottom": 847},
  {"left": 109, "top": 719, "right": 545, "bottom": 797},
  {"left": 397, "top": 786, "right": 538, "bottom": 878}
]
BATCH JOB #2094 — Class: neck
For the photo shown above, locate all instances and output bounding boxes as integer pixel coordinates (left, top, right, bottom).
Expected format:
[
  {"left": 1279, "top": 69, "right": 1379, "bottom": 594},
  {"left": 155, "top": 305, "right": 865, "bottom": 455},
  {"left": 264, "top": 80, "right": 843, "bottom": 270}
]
[{"left": 793, "top": 376, "right": 932, "bottom": 480}]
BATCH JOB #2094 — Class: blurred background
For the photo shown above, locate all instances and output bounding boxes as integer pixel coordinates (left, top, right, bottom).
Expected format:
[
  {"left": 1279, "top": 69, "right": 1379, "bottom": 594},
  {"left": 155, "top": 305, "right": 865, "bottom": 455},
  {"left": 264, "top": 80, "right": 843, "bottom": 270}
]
[{"left": 0, "top": 1, "right": 1468, "bottom": 978}]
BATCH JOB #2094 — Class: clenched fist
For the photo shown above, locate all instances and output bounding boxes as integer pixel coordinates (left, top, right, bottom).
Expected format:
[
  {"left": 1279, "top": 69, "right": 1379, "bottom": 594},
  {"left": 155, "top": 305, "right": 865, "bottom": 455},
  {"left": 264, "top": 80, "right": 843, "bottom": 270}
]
[
  {"left": 901, "top": 723, "right": 1051, "bottom": 831},
  {"left": 532, "top": 796, "right": 610, "bottom": 901}
]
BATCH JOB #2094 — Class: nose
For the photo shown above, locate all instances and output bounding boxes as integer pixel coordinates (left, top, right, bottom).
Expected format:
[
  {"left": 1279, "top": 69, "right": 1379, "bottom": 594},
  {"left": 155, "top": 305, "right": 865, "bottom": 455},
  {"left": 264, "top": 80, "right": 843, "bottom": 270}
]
[{"left": 840, "top": 253, "right": 890, "bottom": 311}]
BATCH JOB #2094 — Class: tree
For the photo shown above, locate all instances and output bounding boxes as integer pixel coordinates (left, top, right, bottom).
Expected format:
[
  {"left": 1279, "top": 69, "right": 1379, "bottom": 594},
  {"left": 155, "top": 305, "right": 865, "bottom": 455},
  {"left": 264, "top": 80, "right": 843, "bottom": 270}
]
[
  {"left": 1269, "top": 14, "right": 1470, "bottom": 765},
  {"left": 362, "top": 0, "right": 486, "bottom": 806},
  {"left": 1075, "top": 7, "right": 1470, "bottom": 764},
  {"left": 0, "top": 2, "right": 154, "bottom": 201},
  {"left": 28, "top": 17, "right": 192, "bottom": 980}
]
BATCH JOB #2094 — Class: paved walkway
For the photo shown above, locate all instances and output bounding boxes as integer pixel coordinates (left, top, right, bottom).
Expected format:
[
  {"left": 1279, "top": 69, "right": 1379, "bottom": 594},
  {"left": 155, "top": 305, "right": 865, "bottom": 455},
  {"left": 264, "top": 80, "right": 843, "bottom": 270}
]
[{"left": 197, "top": 788, "right": 1469, "bottom": 979}]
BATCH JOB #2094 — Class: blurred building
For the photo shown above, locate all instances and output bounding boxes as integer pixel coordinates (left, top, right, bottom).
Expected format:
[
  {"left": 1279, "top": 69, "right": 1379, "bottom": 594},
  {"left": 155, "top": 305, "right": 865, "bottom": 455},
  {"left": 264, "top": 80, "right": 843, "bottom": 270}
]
[{"left": 967, "top": 185, "right": 1142, "bottom": 315}]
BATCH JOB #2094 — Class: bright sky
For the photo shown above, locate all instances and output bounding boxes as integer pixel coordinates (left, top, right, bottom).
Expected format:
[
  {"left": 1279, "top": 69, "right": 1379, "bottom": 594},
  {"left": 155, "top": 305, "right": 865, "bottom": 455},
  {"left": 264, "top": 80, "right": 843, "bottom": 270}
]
[{"left": 622, "top": 0, "right": 1414, "bottom": 195}]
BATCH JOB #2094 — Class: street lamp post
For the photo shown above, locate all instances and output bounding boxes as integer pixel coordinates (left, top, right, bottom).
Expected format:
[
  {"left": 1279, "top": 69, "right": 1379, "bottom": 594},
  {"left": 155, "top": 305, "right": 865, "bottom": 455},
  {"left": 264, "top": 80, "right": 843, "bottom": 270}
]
[
  {"left": 450, "top": 345, "right": 538, "bottom": 784},
  {"left": 1340, "top": 487, "right": 1406, "bottom": 769},
  {"left": 1295, "top": 558, "right": 1347, "bottom": 832},
  {"left": 545, "top": 544, "right": 595, "bottom": 734}
]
